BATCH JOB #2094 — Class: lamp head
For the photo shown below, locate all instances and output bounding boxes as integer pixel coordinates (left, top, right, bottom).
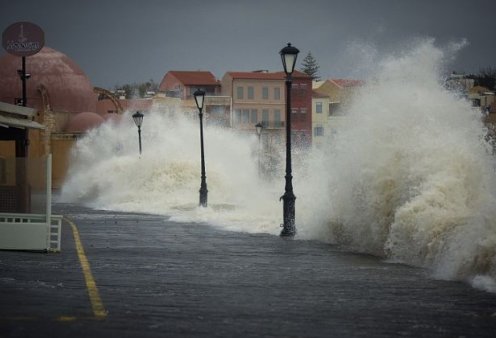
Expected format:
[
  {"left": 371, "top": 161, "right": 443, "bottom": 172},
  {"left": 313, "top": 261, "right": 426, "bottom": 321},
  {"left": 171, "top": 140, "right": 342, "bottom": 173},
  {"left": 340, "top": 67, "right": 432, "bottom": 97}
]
[
  {"left": 193, "top": 89, "right": 206, "bottom": 110},
  {"left": 255, "top": 122, "right": 263, "bottom": 136},
  {"left": 279, "top": 43, "right": 300, "bottom": 76},
  {"left": 132, "top": 111, "right": 144, "bottom": 128}
]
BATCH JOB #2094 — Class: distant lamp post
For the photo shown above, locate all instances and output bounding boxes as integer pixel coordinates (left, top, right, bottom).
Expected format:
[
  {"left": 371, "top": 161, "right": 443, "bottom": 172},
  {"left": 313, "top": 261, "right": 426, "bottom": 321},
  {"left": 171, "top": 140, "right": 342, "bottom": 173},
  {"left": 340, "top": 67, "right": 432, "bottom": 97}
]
[
  {"left": 132, "top": 111, "right": 144, "bottom": 155},
  {"left": 279, "top": 42, "right": 299, "bottom": 238},
  {"left": 194, "top": 89, "right": 208, "bottom": 207},
  {"left": 255, "top": 122, "right": 264, "bottom": 175}
]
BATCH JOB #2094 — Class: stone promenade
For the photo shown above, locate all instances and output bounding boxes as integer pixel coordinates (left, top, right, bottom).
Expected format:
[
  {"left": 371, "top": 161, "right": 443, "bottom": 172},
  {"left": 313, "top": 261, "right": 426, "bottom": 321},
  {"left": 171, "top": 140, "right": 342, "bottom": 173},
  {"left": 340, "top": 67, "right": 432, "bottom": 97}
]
[{"left": 1, "top": 203, "right": 495, "bottom": 337}]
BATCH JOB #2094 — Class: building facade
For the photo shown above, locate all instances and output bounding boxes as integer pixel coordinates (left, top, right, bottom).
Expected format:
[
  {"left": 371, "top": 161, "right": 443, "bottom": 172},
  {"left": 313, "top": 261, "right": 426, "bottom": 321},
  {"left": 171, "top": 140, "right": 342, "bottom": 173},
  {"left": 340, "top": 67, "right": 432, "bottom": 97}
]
[
  {"left": 290, "top": 71, "right": 313, "bottom": 147},
  {"left": 221, "top": 71, "right": 285, "bottom": 133},
  {"left": 313, "top": 78, "right": 364, "bottom": 115},
  {"left": 221, "top": 70, "right": 312, "bottom": 146},
  {"left": 312, "top": 91, "right": 330, "bottom": 149},
  {"left": 159, "top": 71, "right": 230, "bottom": 126}
]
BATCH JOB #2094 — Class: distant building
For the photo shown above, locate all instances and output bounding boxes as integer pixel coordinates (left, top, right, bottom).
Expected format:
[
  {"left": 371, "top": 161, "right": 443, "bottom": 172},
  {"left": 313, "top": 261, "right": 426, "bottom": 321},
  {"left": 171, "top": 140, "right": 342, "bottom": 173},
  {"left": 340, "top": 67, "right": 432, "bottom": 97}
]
[
  {"left": 468, "top": 86, "right": 495, "bottom": 109},
  {"left": 445, "top": 72, "right": 475, "bottom": 94},
  {"left": 312, "top": 90, "right": 330, "bottom": 149},
  {"left": 221, "top": 70, "right": 312, "bottom": 146},
  {"left": 313, "top": 78, "right": 364, "bottom": 115},
  {"left": 159, "top": 71, "right": 230, "bottom": 126},
  {"left": 159, "top": 71, "right": 220, "bottom": 99}
]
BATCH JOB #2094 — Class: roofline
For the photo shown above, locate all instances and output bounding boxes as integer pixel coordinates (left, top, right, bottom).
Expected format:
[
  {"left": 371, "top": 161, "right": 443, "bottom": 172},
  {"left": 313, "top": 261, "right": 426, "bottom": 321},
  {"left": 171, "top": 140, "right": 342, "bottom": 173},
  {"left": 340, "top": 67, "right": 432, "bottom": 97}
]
[{"left": 0, "top": 101, "right": 36, "bottom": 118}]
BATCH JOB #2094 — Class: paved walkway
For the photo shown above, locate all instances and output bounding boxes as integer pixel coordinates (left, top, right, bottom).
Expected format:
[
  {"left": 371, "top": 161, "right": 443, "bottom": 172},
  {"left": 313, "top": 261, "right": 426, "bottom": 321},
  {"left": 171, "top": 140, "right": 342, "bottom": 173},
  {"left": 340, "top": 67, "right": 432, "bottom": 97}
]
[{"left": 1, "top": 203, "right": 496, "bottom": 337}]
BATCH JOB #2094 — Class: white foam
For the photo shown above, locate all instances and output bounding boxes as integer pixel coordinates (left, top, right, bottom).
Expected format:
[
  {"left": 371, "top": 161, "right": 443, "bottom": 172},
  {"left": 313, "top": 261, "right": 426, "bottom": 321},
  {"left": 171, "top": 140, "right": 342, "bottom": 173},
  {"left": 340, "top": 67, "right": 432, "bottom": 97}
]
[{"left": 61, "top": 38, "right": 496, "bottom": 291}]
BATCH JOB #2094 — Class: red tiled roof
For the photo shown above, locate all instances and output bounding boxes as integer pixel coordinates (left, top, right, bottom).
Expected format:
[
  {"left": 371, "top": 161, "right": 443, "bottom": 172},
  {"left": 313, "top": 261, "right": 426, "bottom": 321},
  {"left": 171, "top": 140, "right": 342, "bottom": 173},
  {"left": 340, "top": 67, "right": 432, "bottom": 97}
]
[
  {"left": 227, "top": 71, "right": 283, "bottom": 80},
  {"left": 169, "top": 71, "right": 219, "bottom": 86},
  {"left": 330, "top": 79, "right": 365, "bottom": 88}
]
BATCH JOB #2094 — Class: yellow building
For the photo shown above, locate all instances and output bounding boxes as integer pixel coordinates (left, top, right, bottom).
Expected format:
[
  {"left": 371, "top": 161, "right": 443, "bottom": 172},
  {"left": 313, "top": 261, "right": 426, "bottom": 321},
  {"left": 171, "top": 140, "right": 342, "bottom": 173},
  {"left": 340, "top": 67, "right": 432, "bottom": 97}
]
[
  {"left": 313, "top": 78, "right": 364, "bottom": 115},
  {"left": 312, "top": 90, "right": 330, "bottom": 149}
]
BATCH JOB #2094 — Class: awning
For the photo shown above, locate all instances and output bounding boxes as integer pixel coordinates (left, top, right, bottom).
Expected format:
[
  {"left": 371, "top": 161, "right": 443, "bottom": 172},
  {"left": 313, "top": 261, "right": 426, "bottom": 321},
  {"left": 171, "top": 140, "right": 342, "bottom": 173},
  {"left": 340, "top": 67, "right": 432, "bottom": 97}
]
[{"left": 0, "top": 114, "right": 44, "bottom": 130}]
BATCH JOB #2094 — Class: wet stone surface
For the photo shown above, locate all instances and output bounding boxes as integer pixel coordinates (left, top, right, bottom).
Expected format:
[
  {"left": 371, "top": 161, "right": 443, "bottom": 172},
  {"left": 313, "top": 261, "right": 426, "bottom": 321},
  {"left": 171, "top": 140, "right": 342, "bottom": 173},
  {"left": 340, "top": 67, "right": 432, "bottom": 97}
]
[{"left": 1, "top": 203, "right": 496, "bottom": 337}]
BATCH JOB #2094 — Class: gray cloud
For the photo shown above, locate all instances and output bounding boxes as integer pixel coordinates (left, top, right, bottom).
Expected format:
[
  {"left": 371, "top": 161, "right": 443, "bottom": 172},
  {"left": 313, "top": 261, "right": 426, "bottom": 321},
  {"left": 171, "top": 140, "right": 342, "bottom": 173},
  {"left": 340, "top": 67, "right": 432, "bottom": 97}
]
[{"left": 1, "top": 0, "right": 495, "bottom": 87}]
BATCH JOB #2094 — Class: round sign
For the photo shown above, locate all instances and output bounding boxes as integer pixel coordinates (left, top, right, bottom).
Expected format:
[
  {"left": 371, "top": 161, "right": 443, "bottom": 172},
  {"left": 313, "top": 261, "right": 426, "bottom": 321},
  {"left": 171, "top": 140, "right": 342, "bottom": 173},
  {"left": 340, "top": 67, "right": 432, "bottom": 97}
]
[{"left": 2, "top": 22, "right": 44, "bottom": 57}]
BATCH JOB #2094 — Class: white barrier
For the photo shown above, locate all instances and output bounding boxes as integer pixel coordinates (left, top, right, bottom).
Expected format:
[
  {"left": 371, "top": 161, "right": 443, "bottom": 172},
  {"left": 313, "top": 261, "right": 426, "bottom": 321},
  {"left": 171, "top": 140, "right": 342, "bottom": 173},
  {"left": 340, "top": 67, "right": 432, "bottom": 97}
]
[
  {"left": 0, "top": 155, "right": 62, "bottom": 252},
  {"left": 0, "top": 213, "right": 62, "bottom": 252}
]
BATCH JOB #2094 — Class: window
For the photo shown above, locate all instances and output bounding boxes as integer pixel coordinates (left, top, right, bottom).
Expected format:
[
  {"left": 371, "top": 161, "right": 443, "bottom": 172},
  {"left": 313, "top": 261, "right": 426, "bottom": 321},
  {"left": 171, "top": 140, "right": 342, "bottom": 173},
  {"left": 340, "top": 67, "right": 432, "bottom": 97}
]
[
  {"left": 316, "top": 102, "right": 323, "bottom": 114},
  {"left": 234, "top": 109, "right": 242, "bottom": 124},
  {"left": 262, "top": 109, "right": 269, "bottom": 127},
  {"left": 250, "top": 109, "right": 258, "bottom": 123},
  {"left": 314, "top": 126, "right": 324, "bottom": 136},
  {"left": 237, "top": 86, "right": 244, "bottom": 99},
  {"left": 274, "top": 87, "right": 281, "bottom": 100},
  {"left": 248, "top": 86, "right": 254, "bottom": 99},
  {"left": 262, "top": 87, "right": 269, "bottom": 100},
  {"left": 242, "top": 109, "right": 250, "bottom": 123},
  {"left": 274, "top": 109, "right": 281, "bottom": 127}
]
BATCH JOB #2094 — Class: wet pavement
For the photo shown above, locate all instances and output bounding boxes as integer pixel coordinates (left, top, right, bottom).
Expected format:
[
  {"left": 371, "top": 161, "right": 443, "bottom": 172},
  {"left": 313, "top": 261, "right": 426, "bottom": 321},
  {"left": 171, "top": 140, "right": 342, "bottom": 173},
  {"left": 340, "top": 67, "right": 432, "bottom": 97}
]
[{"left": 1, "top": 203, "right": 496, "bottom": 337}]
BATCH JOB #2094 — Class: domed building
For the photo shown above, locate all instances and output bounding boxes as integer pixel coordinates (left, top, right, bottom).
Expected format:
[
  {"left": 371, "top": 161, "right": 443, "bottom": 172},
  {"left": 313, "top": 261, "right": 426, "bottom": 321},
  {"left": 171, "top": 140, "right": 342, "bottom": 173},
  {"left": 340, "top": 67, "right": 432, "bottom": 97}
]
[
  {"left": 0, "top": 47, "right": 97, "bottom": 114},
  {"left": 65, "top": 112, "right": 105, "bottom": 133},
  {"left": 0, "top": 46, "right": 104, "bottom": 188}
]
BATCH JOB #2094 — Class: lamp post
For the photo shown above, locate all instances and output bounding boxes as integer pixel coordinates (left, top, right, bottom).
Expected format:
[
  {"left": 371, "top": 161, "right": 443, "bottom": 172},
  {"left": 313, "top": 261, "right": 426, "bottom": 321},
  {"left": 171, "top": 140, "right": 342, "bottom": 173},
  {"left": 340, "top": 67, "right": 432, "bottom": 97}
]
[
  {"left": 194, "top": 89, "right": 208, "bottom": 207},
  {"left": 17, "top": 58, "right": 31, "bottom": 107},
  {"left": 279, "top": 42, "right": 299, "bottom": 238},
  {"left": 255, "top": 122, "right": 264, "bottom": 176},
  {"left": 132, "top": 111, "right": 144, "bottom": 155}
]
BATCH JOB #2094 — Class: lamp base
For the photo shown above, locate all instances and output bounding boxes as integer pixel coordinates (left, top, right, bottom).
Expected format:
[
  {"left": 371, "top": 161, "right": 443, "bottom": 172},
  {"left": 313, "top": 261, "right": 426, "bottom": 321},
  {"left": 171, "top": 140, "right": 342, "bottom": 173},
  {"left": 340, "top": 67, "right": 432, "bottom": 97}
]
[{"left": 280, "top": 226, "right": 296, "bottom": 238}]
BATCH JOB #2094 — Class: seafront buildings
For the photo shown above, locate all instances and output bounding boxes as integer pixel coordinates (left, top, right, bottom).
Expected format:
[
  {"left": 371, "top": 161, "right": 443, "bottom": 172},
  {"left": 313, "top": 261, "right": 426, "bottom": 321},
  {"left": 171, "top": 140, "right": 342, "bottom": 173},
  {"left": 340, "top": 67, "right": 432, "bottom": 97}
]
[{"left": 1, "top": 46, "right": 495, "bottom": 209}]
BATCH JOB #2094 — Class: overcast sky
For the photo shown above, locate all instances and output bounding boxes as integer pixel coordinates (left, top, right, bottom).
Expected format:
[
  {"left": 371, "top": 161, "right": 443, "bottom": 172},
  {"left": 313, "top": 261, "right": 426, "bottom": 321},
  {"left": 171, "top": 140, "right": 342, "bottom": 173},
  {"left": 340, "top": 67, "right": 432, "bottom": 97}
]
[{"left": 1, "top": 0, "right": 495, "bottom": 88}]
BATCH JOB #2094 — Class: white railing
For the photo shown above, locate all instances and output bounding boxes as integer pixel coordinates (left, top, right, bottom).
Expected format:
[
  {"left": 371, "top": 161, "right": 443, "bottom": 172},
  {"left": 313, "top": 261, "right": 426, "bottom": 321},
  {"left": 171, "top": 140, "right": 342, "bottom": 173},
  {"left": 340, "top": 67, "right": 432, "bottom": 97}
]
[
  {"left": 0, "top": 212, "right": 62, "bottom": 252},
  {"left": 0, "top": 154, "right": 62, "bottom": 252}
]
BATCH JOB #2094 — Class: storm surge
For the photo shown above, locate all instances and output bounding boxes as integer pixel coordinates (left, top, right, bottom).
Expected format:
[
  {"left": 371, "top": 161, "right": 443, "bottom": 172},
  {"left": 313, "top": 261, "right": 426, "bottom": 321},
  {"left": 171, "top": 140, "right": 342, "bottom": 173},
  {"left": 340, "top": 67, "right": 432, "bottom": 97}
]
[
  {"left": 61, "top": 39, "right": 496, "bottom": 291},
  {"left": 298, "top": 39, "right": 496, "bottom": 291},
  {"left": 61, "top": 111, "right": 285, "bottom": 233}
]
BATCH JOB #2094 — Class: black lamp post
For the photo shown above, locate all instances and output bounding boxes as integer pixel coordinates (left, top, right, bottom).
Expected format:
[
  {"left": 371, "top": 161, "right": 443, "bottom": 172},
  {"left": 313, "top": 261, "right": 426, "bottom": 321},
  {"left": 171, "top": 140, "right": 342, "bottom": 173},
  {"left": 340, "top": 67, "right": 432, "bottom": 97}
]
[
  {"left": 279, "top": 42, "right": 299, "bottom": 238},
  {"left": 255, "top": 122, "right": 264, "bottom": 175},
  {"left": 132, "top": 111, "right": 144, "bottom": 155},
  {"left": 17, "top": 58, "right": 31, "bottom": 107},
  {"left": 194, "top": 89, "right": 208, "bottom": 207}
]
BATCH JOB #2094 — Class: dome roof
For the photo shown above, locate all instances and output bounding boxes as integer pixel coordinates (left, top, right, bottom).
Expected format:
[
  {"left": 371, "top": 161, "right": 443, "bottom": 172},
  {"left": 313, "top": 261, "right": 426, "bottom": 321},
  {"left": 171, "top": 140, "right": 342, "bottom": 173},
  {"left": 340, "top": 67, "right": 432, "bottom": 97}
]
[
  {"left": 65, "top": 112, "right": 104, "bottom": 133},
  {"left": 0, "top": 47, "right": 97, "bottom": 113}
]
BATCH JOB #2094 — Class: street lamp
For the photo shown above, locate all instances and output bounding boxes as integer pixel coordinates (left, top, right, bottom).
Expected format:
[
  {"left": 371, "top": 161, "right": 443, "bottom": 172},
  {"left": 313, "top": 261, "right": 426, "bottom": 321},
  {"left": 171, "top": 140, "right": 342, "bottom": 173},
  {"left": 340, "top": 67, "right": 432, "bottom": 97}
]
[
  {"left": 255, "top": 122, "right": 264, "bottom": 175},
  {"left": 279, "top": 42, "right": 299, "bottom": 238},
  {"left": 194, "top": 89, "right": 208, "bottom": 207},
  {"left": 132, "top": 111, "right": 144, "bottom": 155}
]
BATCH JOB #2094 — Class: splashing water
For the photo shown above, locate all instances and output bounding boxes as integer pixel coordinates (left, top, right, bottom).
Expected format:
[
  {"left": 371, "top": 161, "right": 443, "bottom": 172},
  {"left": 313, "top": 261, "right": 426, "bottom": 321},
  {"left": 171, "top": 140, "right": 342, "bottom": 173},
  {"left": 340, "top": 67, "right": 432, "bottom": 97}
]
[
  {"left": 61, "top": 111, "right": 285, "bottom": 233},
  {"left": 61, "top": 39, "right": 496, "bottom": 291},
  {"left": 296, "top": 39, "right": 496, "bottom": 291}
]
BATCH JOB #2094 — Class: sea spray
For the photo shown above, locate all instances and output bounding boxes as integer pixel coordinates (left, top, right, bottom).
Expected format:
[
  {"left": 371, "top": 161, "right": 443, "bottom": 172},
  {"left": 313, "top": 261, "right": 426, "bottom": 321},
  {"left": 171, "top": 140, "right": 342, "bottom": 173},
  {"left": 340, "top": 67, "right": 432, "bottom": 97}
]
[
  {"left": 61, "top": 38, "right": 496, "bottom": 291},
  {"left": 296, "top": 39, "right": 496, "bottom": 290},
  {"left": 61, "top": 112, "right": 282, "bottom": 234}
]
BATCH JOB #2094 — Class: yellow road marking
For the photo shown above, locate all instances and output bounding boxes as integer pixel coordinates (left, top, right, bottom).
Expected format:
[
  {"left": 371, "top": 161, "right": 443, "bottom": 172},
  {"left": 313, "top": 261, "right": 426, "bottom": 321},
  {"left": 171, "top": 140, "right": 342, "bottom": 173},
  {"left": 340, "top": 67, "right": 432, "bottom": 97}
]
[{"left": 64, "top": 217, "right": 107, "bottom": 319}]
